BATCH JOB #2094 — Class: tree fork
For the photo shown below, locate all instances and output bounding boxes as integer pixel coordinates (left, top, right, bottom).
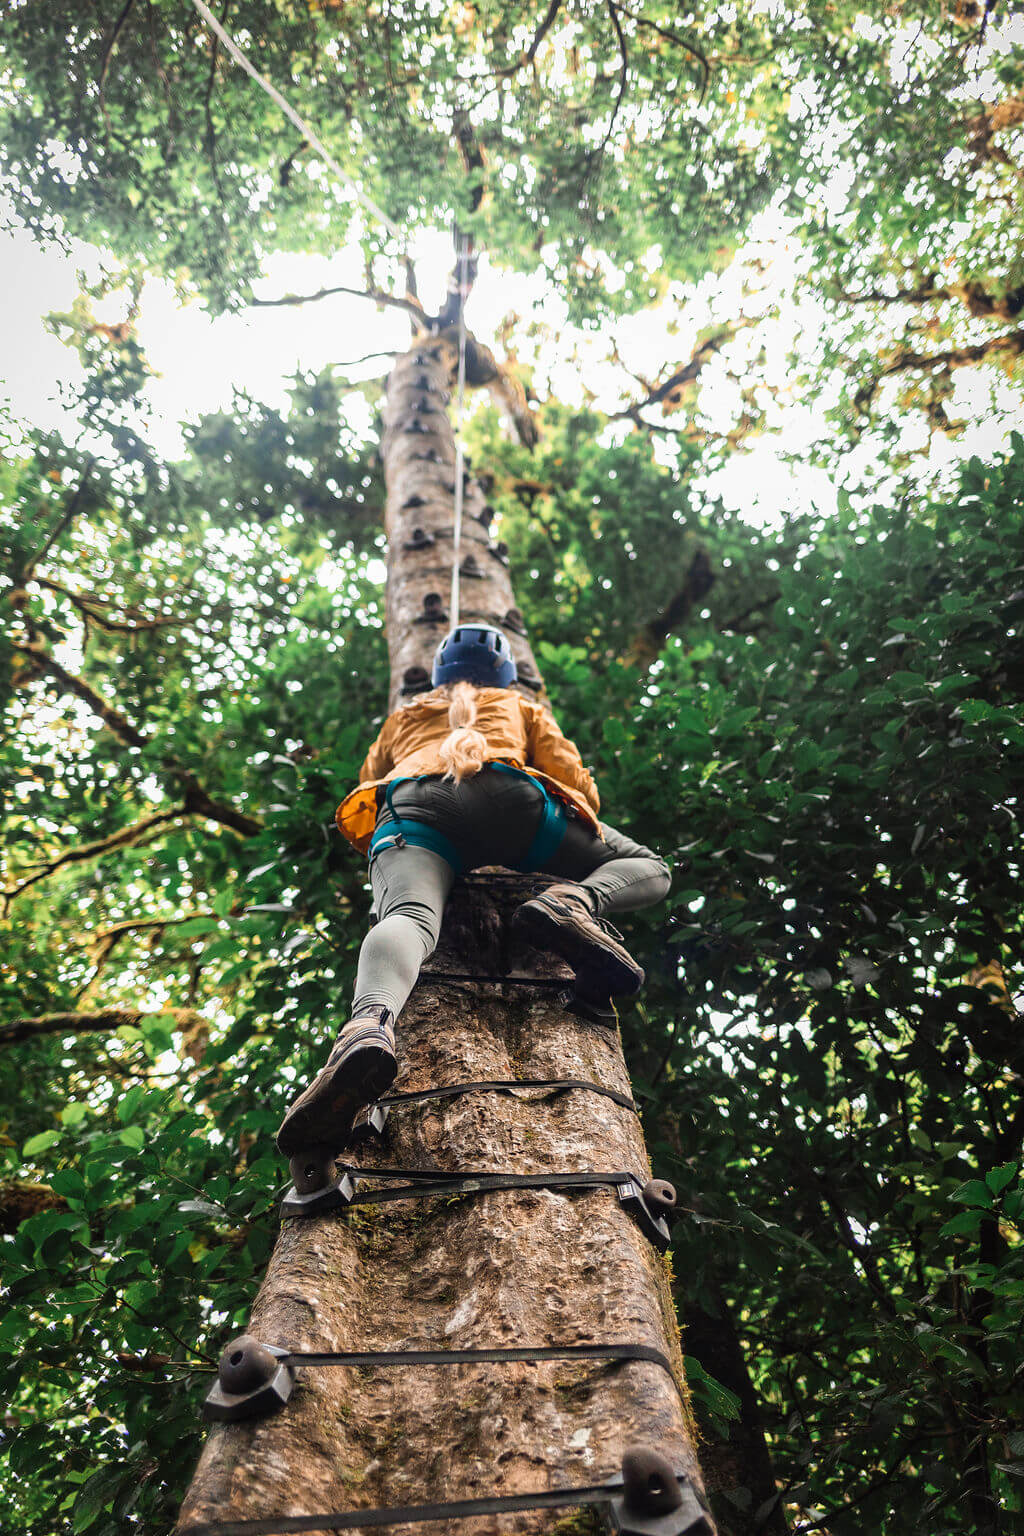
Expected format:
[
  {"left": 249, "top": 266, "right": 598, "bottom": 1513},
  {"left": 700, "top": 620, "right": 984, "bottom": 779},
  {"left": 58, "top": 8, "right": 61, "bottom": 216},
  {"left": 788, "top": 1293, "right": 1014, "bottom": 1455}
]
[{"left": 176, "top": 338, "right": 710, "bottom": 1533}]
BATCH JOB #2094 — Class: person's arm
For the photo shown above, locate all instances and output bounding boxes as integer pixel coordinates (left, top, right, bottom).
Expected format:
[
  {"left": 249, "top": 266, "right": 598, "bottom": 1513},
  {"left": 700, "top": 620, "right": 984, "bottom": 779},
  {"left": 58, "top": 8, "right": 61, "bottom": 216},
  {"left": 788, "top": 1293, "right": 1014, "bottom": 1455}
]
[
  {"left": 524, "top": 702, "right": 600, "bottom": 814},
  {"left": 358, "top": 717, "right": 394, "bottom": 783}
]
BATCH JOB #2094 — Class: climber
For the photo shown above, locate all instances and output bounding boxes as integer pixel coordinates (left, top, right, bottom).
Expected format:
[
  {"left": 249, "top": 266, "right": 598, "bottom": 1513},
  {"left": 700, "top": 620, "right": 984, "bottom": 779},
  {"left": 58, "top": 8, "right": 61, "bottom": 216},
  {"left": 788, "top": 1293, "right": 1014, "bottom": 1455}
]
[{"left": 276, "top": 625, "right": 670, "bottom": 1155}]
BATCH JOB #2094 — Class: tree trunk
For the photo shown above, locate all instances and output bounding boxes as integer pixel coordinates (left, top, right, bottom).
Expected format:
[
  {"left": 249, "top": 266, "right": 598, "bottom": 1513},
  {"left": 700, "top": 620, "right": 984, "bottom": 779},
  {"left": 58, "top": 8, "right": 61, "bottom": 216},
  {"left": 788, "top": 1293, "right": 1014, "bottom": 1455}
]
[
  {"left": 175, "top": 338, "right": 711, "bottom": 1533},
  {"left": 679, "top": 1283, "right": 789, "bottom": 1536}
]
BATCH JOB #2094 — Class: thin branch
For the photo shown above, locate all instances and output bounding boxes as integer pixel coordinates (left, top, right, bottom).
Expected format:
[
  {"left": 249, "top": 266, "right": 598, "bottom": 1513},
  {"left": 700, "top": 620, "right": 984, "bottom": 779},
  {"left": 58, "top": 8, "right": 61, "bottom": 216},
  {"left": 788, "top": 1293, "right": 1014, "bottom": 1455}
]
[
  {"left": 278, "top": 136, "right": 309, "bottom": 188},
  {"left": 90, "top": 913, "right": 214, "bottom": 947},
  {"left": 33, "top": 577, "right": 190, "bottom": 633},
  {"left": 611, "top": 329, "right": 736, "bottom": 421},
  {"left": 97, "top": 0, "right": 137, "bottom": 135},
  {"left": 2, "top": 810, "right": 182, "bottom": 910},
  {"left": 23, "top": 458, "right": 96, "bottom": 580},
  {"left": 878, "top": 326, "right": 1024, "bottom": 380},
  {"left": 13, "top": 641, "right": 149, "bottom": 748},
  {"left": 77, "top": 912, "right": 215, "bottom": 1004},
  {"left": 249, "top": 283, "right": 424, "bottom": 319},
  {"left": 12, "top": 641, "right": 262, "bottom": 845},
  {"left": 0, "top": 1006, "right": 202, "bottom": 1048},
  {"left": 632, "top": 550, "right": 715, "bottom": 660},
  {"left": 836, "top": 275, "right": 950, "bottom": 307},
  {"left": 179, "top": 771, "right": 262, "bottom": 837},
  {"left": 203, "top": 0, "right": 229, "bottom": 201},
  {"left": 718, "top": 593, "right": 780, "bottom": 633},
  {"left": 336, "top": 349, "right": 399, "bottom": 369},
  {"left": 794, "top": 1441, "right": 924, "bottom": 1534},
  {"left": 615, "top": 2, "right": 710, "bottom": 104},
  {"left": 144, "top": 0, "right": 179, "bottom": 133},
  {"left": 600, "top": 0, "right": 630, "bottom": 162},
  {"left": 490, "top": 0, "right": 564, "bottom": 79}
]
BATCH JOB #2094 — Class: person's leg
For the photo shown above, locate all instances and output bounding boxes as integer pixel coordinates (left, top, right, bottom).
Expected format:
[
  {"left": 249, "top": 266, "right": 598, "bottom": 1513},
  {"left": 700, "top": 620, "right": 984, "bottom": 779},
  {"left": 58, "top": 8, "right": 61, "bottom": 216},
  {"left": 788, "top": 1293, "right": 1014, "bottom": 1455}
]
[
  {"left": 548, "top": 819, "right": 671, "bottom": 916},
  {"left": 277, "top": 841, "right": 454, "bottom": 1155},
  {"left": 514, "top": 818, "right": 670, "bottom": 997},
  {"left": 352, "top": 842, "right": 455, "bottom": 1017}
]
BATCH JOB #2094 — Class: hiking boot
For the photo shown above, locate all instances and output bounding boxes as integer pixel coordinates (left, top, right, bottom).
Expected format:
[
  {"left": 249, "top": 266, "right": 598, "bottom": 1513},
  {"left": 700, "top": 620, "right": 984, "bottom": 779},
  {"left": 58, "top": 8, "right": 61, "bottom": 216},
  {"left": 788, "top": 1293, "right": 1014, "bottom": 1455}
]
[
  {"left": 276, "top": 1007, "right": 396, "bottom": 1156},
  {"left": 512, "top": 882, "right": 644, "bottom": 997}
]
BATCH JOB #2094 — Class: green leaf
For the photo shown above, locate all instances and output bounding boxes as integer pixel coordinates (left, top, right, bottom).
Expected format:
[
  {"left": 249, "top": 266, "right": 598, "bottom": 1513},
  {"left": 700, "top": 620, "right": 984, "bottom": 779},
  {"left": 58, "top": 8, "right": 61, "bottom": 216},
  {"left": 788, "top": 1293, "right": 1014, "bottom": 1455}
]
[
  {"left": 683, "top": 1357, "right": 742, "bottom": 1421},
  {"left": 23, "top": 1129, "right": 60, "bottom": 1157},
  {"left": 175, "top": 918, "right": 220, "bottom": 938},
  {"left": 950, "top": 1180, "right": 994, "bottom": 1208},
  {"left": 117, "top": 1084, "right": 146, "bottom": 1124},
  {"left": 61, "top": 1102, "right": 89, "bottom": 1127},
  {"left": 939, "top": 1210, "right": 985, "bottom": 1238},
  {"left": 72, "top": 1464, "right": 123, "bottom": 1533},
  {"left": 119, "top": 1126, "right": 145, "bottom": 1150},
  {"left": 986, "top": 1163, "right": 1017, "bottom": 1196}
]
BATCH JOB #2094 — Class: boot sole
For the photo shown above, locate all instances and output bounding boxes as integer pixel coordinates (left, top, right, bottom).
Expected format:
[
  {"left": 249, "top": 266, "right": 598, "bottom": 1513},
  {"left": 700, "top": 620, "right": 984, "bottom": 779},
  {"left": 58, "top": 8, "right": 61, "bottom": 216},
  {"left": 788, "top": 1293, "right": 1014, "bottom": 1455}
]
[
  {"left": 276, "top": 1041, "right": 397, "bottom": 1156},
  {"left": 512, "top": 902, "right": 644, "bottom": 996}
]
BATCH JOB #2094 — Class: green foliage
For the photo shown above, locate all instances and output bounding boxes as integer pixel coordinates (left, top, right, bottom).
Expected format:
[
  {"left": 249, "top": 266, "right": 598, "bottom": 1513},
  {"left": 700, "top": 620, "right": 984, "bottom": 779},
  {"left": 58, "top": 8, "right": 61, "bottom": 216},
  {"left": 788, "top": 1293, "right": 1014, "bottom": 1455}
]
[
  {"left": 3, "top": 4, "right": 1024, "bottom": 1528},
  {"left": 3, "top": 317, "right": 1023, "bottom": 1528},
  {"left": 3, "top": 0, "right": 1021, "bottom": 435}
]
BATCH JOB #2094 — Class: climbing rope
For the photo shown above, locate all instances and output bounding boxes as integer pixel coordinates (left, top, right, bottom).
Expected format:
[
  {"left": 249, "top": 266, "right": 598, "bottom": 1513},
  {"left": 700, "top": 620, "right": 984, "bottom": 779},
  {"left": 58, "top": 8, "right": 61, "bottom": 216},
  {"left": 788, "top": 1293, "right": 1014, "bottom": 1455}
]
[
  {"left": 189, "top": 0, "right": 404, "bottom": 245},
  {"left": 448, "top": 233, "right": 471, "bottom": 625}
]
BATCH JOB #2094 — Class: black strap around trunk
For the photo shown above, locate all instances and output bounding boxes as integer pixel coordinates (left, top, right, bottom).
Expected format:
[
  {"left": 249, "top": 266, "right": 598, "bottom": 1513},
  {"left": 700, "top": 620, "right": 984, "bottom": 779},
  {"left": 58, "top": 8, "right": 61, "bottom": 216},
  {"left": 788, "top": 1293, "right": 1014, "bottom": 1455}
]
[
  {"left": 286, "top": 1340, "right": 679, "bottom": 1393},
  {"left": 181, "top": 1473, "right": 646, "bottom": 1535},
  {"left": 333, "top": 1166, "right": 641, "bottom": 1207},
  {"left": 367, "top": 1076, "right": 637, "bottom": 1113}
]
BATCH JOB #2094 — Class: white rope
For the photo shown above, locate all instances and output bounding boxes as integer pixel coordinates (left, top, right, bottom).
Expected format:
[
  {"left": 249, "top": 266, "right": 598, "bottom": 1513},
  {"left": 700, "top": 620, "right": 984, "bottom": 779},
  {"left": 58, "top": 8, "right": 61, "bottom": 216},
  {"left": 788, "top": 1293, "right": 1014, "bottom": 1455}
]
[
  {"left": 449, "top": 237, "right": 471, "bottom": 627},
  {"left": 189, "top": 0, "right": 404, "bottom": 243}
]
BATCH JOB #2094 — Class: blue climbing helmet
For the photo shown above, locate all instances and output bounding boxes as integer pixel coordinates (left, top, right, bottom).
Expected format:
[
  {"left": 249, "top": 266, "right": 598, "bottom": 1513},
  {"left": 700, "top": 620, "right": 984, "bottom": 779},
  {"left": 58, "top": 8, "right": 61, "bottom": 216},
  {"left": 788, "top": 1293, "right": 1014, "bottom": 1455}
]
[{"left": 431, "top": 625, "right": 517, "bottom": 688}]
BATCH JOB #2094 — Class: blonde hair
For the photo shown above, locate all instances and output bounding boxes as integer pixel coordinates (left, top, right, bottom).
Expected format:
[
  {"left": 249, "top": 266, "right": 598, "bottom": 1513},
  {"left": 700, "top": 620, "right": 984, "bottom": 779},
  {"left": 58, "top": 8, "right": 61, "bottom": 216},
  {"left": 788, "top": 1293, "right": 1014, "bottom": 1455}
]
[{"left": 437, "top": 680, "right": 488, "bottom": 783}]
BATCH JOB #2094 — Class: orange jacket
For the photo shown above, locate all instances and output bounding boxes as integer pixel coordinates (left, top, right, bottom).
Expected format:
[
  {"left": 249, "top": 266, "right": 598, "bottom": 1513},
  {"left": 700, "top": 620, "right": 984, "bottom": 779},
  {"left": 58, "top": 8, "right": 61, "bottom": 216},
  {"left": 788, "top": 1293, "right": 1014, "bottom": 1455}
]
[{"left": 336, "top": 687, "right": 601, "bottom": 853}]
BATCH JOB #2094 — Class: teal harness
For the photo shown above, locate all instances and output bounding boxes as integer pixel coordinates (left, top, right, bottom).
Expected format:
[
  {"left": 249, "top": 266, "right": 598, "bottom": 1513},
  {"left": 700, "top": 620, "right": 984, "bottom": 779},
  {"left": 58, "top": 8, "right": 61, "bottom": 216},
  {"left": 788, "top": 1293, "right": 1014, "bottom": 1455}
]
[{"left": 368, "top": 765, "right": 567, "bottom": 876}]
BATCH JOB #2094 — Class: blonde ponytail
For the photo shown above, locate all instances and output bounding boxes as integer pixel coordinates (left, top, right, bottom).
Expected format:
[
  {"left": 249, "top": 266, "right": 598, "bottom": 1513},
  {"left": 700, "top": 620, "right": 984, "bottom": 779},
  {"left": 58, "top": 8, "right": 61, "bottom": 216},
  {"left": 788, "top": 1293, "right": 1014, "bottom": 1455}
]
[{"left": 438, "top": 681, "right": 488, "bottom": 783}]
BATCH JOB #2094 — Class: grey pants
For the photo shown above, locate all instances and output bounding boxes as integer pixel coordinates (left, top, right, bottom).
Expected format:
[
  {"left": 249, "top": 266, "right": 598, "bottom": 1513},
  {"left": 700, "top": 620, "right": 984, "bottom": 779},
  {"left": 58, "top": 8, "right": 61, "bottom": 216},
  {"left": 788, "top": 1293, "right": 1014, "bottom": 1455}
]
[{"left": 352, "top": 768, "right": 671, "bottom": 1018}]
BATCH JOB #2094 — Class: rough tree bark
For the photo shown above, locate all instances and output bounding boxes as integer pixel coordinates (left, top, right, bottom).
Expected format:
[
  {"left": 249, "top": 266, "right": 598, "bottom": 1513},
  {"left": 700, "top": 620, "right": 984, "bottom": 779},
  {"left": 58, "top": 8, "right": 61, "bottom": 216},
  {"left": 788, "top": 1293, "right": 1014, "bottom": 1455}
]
[{"left": 175, "top": 337, "right": 710, "bottom": 1533}]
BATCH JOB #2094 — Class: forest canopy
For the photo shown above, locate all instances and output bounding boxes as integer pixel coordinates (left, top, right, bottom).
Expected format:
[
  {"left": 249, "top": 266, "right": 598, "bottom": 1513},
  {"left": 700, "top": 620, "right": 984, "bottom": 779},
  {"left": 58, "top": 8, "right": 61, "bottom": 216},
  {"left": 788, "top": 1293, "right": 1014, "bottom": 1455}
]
[{"left": 1, "top": 2, "right": 1023, "bottom": 1533}]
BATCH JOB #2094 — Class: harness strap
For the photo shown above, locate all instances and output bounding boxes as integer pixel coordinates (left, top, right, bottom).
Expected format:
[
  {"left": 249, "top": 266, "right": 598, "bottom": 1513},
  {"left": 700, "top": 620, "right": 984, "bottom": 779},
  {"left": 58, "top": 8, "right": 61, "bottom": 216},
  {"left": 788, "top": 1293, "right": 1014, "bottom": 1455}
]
[
  {"left": 368, "top": 777, "right": 465, "bottom": 873},
  {"left": 487, "top": 763, "right": 568, "bottom": 872},
  {"left": 368, "top": 768, "right": 568, "bottom": 876}
]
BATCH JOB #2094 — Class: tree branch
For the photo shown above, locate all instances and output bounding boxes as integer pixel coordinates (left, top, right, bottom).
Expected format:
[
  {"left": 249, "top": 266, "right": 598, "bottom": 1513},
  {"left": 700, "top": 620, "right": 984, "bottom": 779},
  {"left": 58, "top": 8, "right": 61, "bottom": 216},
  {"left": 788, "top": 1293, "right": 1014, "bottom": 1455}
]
[
  {"left": 335, "top": 349, "right": 399, "bottom": 369},
  {"left": 611, "top": 329, "right": 735, "bottom": 421},
  {"left": 33, "top": 577, "right": 190, "bottom": 633},
  {"left": 249, "top": 283, "right": 424, "bottom": 319},
  {"left": 203, "top": 1, "right": 231, "bottom": 201},
  {"left": 837, "top": 274, "right": 1024, "bottom": 323},
  {"left": 490, "top": 0, "right": 564, "bottom": 79},
  {"left": 278, "top": 136, "right": 309, "bottom": 188},
  {"left": 0, "top": 1180, "right": 67, "bottom": 1234},
  {"left": 0, "top": 1006, "right": 203, "bottom": 1048},
  {"left": 97, "top": 0, "right": 137, "bottom": 135},
  {"left": 178, "top": 772, "right": 261, "bottom": 837},
  {"left": 836, "top": 273, "right": 950, "bottom": 307},
  {"left": 877, "top": 327, "right": 1024, "bottom": 381},
  {"left": 22, "top": 458, "right": 97, "bottom": 580},
  {"left": 615, "top": 3, "right": 710, "bottom": 104},
  {"left": 11, "top": 643, "right": 261, "bottom": 838},
  {"left": 598, "top": 0, "right": 630, "bottom": 163},
  {"left": 12, "top": 641, "right": 149, "bottom": 749},
  {"left": 631, "top": 550, "right": 716, "bottom": 662},
  {"left": 3, "top": 810, "right": 182, "bottom": 910}
]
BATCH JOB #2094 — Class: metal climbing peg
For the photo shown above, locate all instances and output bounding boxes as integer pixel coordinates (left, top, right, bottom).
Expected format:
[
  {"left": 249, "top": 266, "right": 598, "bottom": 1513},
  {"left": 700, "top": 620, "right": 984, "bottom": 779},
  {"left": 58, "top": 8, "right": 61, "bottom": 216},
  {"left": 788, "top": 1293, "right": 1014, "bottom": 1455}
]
[
  {"left": 615, "top": 1177, "right": 677, "bottom": 1252},
  {"left": 280, "top": 1156, "right": 357, "bottom": 1217},
  {"left": 204, "top": 1336, "right": 294, "bottom": 1422},
  {"left": 609, "top": 1448, "right": 715, "bottom": 1535}
]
